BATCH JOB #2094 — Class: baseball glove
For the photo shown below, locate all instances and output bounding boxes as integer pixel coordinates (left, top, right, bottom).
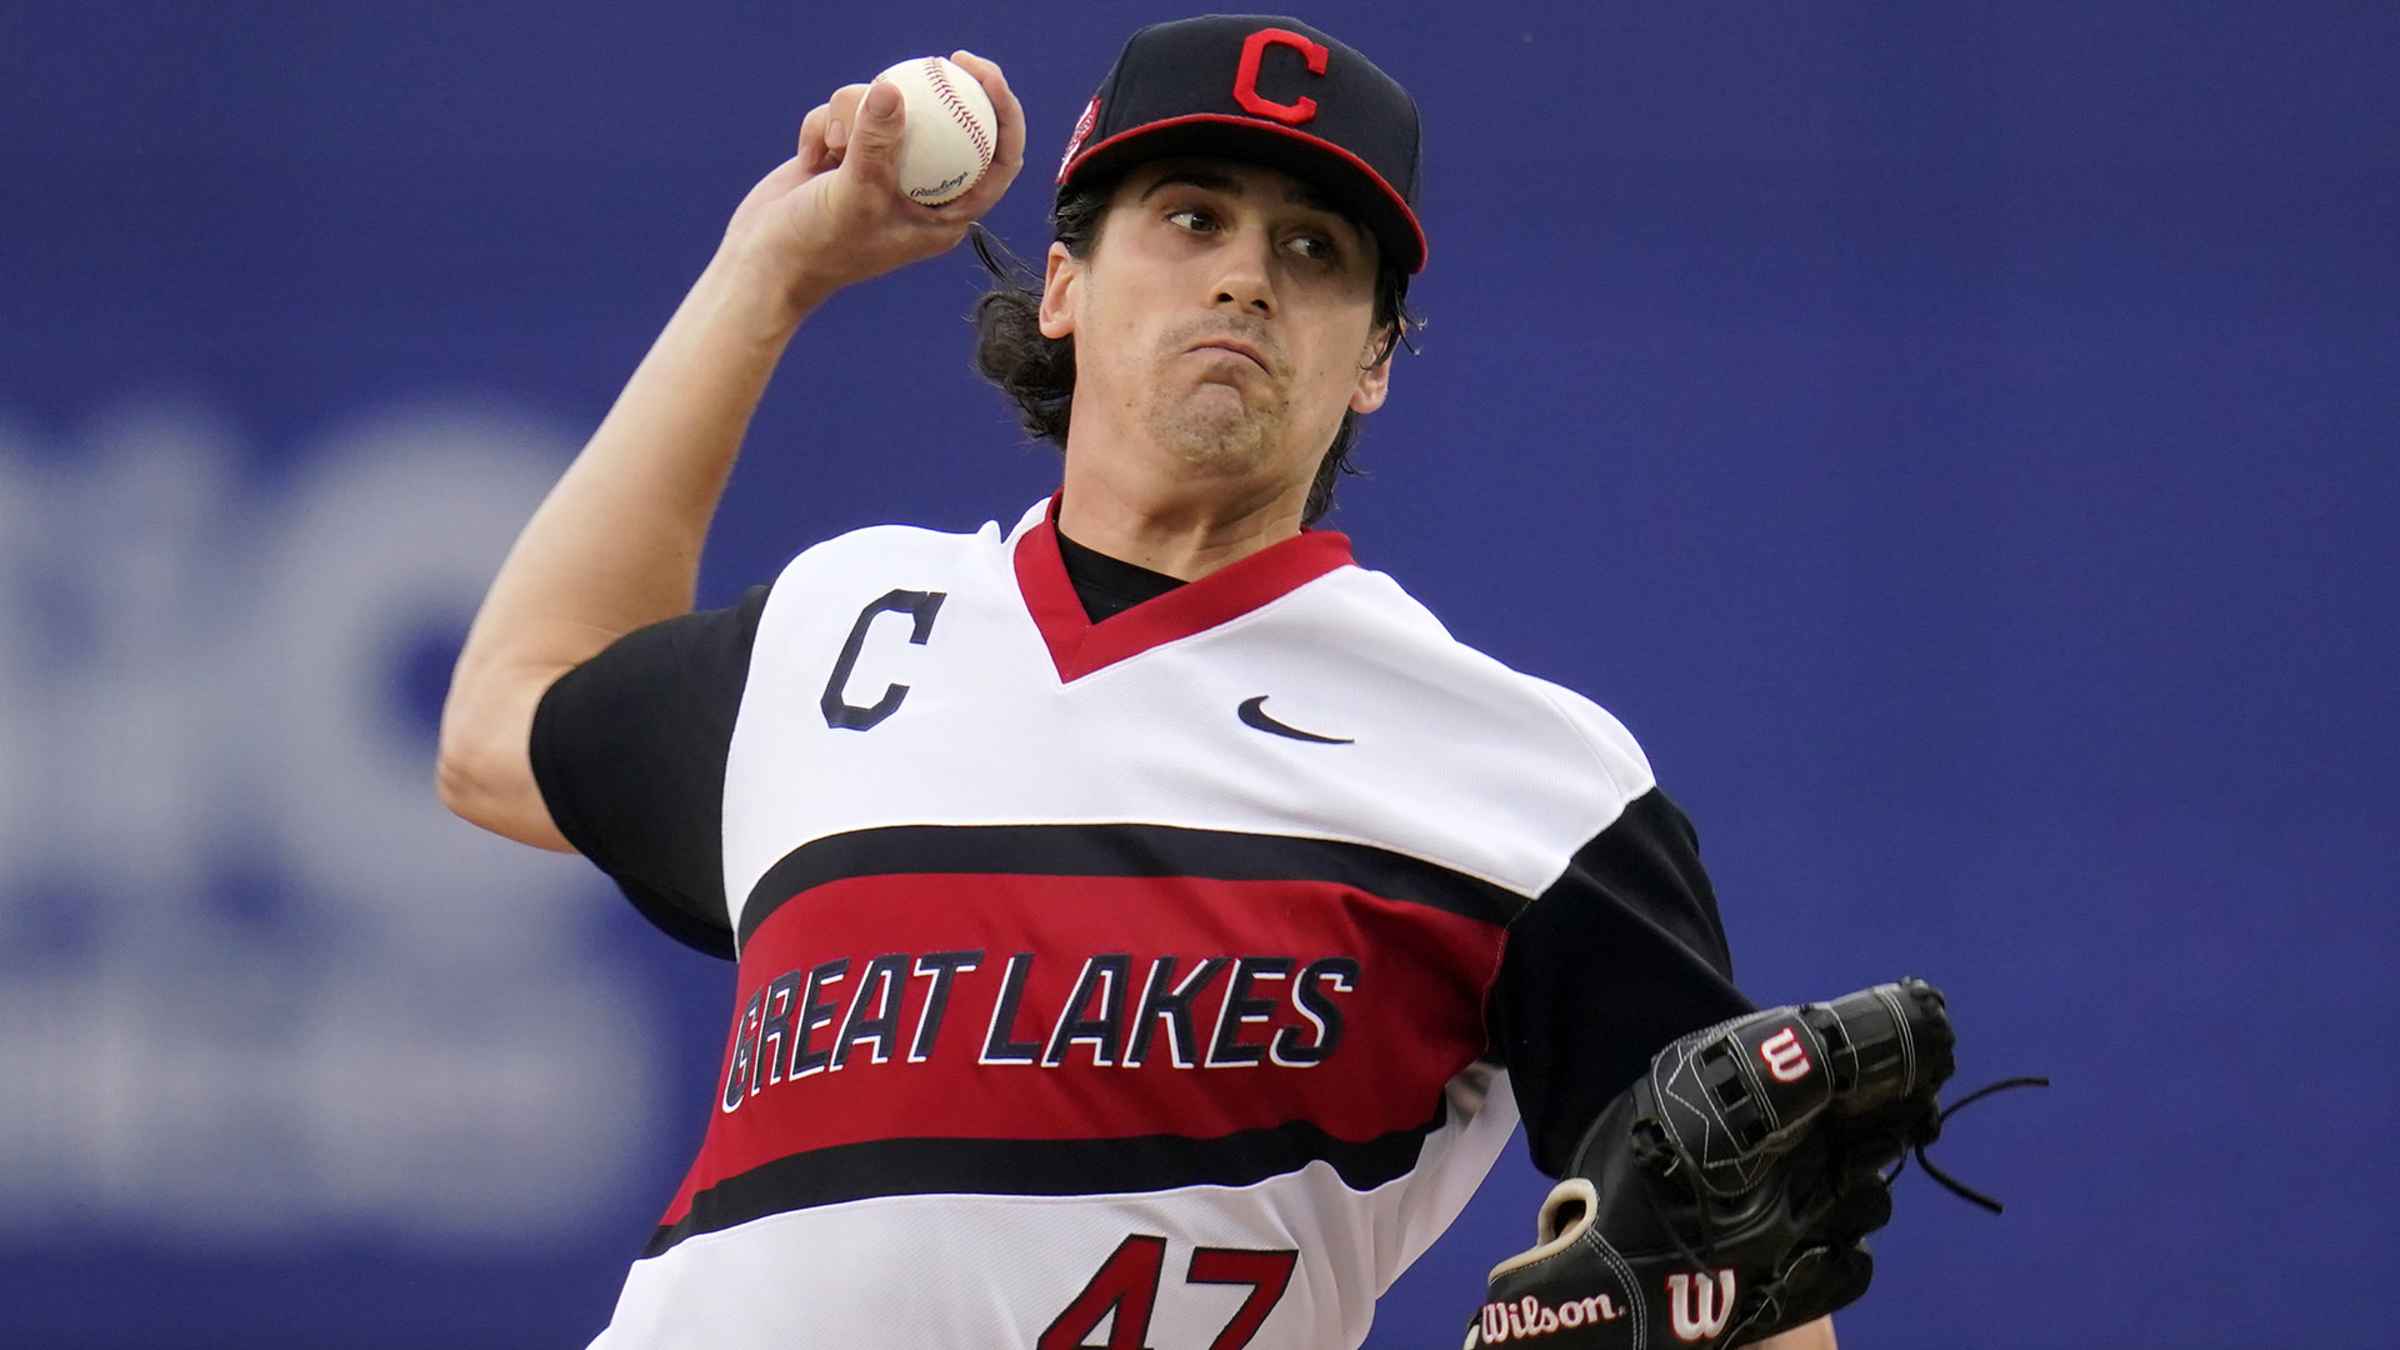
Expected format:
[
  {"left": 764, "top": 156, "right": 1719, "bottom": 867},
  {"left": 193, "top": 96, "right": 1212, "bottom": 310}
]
[{"left": 1467, "top": 978, "right": 2040, "bottom": 1348}]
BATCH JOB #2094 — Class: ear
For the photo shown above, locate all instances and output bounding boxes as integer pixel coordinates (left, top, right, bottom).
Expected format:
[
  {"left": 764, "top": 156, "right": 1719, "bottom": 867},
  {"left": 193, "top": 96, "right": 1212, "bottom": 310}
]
[
  {"left": 1038, "top": 241, "right": 1081, "bottom": 340},
  {"left": 1349, "top": 331, "right": 1394, "bottom": 415}
]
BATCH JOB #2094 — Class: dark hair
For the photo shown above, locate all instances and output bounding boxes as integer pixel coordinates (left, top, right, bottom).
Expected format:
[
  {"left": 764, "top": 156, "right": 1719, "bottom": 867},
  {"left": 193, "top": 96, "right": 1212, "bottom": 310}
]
[{"left": 970, "top": 174, "right": 1419, "bottom": 526}]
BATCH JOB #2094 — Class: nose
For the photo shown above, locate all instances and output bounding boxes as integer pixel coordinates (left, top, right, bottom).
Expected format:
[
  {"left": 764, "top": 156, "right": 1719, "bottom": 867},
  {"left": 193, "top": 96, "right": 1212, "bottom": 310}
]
[{"left": 1210, "top": 229, "right": 1276, "bottom": 318}]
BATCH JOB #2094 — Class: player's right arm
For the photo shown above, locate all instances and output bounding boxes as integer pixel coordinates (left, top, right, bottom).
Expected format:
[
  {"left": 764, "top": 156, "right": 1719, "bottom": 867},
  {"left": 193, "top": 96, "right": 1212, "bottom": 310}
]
[{"left": 436, "top": 52, "right": 1026, "bottom": 851}]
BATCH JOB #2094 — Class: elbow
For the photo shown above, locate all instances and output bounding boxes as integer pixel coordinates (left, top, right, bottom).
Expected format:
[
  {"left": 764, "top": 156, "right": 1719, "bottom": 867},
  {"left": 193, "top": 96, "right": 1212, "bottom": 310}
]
[
  {"left": 432, "top": 661, "right": 577, "bottom": 853},
  {"left": 434, "top": 657, "right": 517, "bottom": 823},
  {"left": 434, "top": 675, "right": 515, "bottom": 829},
  {"left": 434, "top": 734, "right": 497, "bottom": 827},
  {"left": 433, "top": 734, "right": 571, "bottom": 853},
  {"left": 434, "top": 745, "right": 476, "bottom": 820},
  {"left": 434, "top": 681, "right": 482, "bottom": 813}
]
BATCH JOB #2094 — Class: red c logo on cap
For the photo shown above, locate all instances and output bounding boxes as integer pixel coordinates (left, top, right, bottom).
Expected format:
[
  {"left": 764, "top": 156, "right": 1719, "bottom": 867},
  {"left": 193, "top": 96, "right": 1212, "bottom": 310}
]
[{"left": 1233, "top": 27, "right": 1329, "bottom": 126}]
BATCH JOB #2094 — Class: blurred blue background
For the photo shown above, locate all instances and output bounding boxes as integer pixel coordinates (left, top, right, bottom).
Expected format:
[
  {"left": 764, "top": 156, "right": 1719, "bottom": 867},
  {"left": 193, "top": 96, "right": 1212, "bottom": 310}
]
[{"left": 5, "top": 2, "right": 2393, "bottom": 1345}]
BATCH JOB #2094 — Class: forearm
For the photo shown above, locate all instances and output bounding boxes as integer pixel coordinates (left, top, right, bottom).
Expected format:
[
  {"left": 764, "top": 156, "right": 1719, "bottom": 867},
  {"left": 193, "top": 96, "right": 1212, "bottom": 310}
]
[
  {"left": 444, "top": 249, "right": 820, "bottom": 721},
  {"left": 475, "top": 245, "right": 818, "bottom": 652},
  {"left": 1750, "top": 1315, "right": 1836, "bottom": 1349}
]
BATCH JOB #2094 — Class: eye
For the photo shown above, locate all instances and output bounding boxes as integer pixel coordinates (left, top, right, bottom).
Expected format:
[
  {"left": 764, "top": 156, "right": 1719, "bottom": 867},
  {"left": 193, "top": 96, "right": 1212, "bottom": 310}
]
[
  {"left": 1287, "top": 233, "right": 1340, "bottom": 264},
  {"left": 1166, "top": 207, "right": 1219, "bottom": 233}
]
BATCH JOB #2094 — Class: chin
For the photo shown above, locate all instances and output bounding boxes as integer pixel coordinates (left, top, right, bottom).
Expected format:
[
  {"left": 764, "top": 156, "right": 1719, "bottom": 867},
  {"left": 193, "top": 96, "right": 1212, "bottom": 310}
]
[
  {"left": 1151, "top": 400, "right": 1275, "bottom": 475},
  {"left": 1152, "top": 413, "right": 1267, "bottom": 475}
]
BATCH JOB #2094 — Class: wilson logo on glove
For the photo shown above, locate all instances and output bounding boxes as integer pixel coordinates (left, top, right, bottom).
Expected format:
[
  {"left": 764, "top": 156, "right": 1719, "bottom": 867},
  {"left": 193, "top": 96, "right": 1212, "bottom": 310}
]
[
  {"left": 1667, "top": 1270, "right": 1735, "bottom": 1341},
  {"left": 1474, "top": 1292, "right": 1625, "bottom": 1343},
  {"left": 1757, "top": 1026, "right": 1812, "bottom": 1083}
]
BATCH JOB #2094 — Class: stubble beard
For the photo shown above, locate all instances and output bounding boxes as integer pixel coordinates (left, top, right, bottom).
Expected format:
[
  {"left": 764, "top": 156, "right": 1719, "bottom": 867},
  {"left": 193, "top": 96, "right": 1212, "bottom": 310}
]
[
  {"left": 1147, "top": 382, "right": 1286, "bottom": 477},
  {"left": 1141, "top": 336, "right": 1291, "bottom": 479}
]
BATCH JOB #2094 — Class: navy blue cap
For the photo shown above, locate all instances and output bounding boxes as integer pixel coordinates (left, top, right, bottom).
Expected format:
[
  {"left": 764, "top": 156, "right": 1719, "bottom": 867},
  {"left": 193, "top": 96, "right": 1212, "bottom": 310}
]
[{"left": 1055, "top": 15, "right": 1427, "bottom": 273}]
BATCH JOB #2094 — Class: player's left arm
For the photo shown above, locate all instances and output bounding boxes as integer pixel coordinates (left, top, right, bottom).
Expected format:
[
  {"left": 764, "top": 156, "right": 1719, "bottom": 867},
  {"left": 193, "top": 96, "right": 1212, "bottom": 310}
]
[
  {"left": 1475, "top": 685, "right": 1859, "bottom": 1347},
  {"left": 1480, "top": 772, "right": 1843, "bottom": 1349}
]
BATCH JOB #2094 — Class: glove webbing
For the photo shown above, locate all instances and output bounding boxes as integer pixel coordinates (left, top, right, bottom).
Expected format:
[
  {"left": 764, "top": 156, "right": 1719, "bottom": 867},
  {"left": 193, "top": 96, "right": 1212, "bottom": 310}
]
[{"left": 1639, "top": 1070, "right": 2052, "bottom": 1288}]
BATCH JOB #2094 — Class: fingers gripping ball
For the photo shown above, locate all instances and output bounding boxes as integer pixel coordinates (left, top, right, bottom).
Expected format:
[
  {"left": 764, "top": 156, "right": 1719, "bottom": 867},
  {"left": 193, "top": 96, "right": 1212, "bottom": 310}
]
[
  {"left": 869, "top": 56, "right": 998, "bottom": 205},
  {"left": 1467, "top": 979, "right": 1968, "bottom": 1348}
]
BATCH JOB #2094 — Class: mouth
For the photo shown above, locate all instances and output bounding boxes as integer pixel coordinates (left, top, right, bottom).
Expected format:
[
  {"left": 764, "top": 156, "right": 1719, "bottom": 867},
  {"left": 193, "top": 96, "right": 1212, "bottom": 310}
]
[{"left": 1190, "top": 339, "right": 1271, "bottom": 374}]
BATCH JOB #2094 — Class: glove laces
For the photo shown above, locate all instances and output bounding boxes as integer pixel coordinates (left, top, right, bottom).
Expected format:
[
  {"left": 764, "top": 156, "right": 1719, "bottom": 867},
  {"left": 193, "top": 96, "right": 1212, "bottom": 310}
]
[{"left": 1886, "top": 1074, "right": 2050, "bottom": 1214}]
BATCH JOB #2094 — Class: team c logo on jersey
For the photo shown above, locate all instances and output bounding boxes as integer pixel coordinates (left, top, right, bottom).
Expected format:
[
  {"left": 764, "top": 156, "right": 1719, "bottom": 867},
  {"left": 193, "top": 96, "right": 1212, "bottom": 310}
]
[{"left": 720, "top": 947, "right": 1362, "bottom": 1114}]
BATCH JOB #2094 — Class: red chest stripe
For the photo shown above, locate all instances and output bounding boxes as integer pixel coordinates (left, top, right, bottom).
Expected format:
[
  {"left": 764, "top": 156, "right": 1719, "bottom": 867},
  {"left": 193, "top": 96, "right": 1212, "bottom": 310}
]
[{"left": 657, "top": 868, "right": 1507, "bottom": 1240}]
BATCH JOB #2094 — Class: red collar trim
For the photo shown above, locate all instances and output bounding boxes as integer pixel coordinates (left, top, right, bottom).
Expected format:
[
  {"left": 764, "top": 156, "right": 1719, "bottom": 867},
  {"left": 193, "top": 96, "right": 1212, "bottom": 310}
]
[{"left": 1013, "top": 495, "right": 1355, "bottom": 682}]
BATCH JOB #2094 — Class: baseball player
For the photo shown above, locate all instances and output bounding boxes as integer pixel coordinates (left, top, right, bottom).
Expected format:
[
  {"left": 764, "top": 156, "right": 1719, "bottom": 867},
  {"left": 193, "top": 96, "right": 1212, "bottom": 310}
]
[{"left": 441, "top": 16, "right": 1864, "bottom": 1348}]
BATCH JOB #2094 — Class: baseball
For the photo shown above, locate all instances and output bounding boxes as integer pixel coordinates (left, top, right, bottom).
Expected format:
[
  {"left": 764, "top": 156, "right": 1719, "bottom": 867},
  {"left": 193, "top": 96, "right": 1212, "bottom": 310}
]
[{"left": 870, "top": 55, "right": 999, "bottom": 205}]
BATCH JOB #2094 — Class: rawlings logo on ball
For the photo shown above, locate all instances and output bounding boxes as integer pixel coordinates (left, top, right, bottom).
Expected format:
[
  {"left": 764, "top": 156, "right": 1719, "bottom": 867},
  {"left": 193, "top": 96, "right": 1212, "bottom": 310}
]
[{"left": 869, "top": 55, "right": 997, "bottom": 205}]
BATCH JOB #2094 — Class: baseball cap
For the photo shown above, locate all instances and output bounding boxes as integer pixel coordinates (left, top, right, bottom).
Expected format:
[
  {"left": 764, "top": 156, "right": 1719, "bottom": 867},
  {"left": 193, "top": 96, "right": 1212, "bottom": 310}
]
[{"left": 1054, "top": 14, "right": 1427, "bottom": 274}]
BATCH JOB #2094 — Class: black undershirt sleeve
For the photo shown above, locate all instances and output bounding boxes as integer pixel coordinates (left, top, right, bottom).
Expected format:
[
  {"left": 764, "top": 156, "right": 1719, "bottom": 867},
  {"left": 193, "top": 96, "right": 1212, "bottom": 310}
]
[
  {"left": 1488, "top": 787, "right": 1752, "bottom": 1178},
  {"left": 528, "top": 584, "right": 773, "bottom": 960}
]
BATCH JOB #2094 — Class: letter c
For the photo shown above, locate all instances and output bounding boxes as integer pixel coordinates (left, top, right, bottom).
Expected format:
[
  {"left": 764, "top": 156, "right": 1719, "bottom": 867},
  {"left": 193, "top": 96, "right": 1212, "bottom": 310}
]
[
  {"left": 821, "top": 588, "right": 946, "bottom": 730},
  {"left": 1232, "top": 27, "right": 1329, "bottom": 125}
]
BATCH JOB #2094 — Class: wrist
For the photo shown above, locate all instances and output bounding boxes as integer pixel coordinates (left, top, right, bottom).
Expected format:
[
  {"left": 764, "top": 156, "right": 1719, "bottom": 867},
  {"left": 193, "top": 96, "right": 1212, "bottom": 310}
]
[{"left": 703, "top": 241, "right": 837, "bottom": 340}]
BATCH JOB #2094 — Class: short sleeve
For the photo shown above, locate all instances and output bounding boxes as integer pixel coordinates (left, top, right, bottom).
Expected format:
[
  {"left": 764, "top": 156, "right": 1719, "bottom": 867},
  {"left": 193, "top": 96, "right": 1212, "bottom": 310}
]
[
  {"left": 1487, "top": 786, "right": 1752, "bottom": 1178},
  {"left": 529, "top": 583, "right": 773, "bottom": 960}
]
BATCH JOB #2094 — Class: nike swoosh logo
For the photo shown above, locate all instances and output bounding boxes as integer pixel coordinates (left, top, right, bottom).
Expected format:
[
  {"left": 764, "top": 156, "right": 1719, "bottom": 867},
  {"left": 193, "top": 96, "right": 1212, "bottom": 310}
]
[{"left": 1237, "top": 695, "right": 1354, "bottom": 745}]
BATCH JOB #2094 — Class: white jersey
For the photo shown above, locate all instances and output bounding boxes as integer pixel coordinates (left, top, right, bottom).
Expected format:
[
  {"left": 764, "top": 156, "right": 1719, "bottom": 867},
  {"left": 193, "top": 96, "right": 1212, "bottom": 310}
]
[{"left": 532, "top": 498, "right": 1744, "bottom": 1349}]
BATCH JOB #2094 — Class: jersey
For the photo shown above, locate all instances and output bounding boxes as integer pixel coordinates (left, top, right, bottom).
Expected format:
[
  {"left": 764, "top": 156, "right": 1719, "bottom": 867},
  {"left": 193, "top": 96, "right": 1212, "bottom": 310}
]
[{"left": 530, "top": 496, "right": 1746, "bottom": 1349}]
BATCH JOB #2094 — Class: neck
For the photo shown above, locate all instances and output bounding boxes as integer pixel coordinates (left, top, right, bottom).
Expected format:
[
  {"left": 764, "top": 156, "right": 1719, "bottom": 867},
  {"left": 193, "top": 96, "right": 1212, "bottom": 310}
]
[{"left": 1055, "top": 445, "right": 1311, "bottom": 581}]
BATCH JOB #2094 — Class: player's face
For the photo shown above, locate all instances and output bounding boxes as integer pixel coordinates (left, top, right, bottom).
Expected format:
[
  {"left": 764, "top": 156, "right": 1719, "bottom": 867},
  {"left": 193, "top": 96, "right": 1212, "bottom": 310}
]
[{"left": 1039, "top": 158, "right": 1392, "bottom": 503}]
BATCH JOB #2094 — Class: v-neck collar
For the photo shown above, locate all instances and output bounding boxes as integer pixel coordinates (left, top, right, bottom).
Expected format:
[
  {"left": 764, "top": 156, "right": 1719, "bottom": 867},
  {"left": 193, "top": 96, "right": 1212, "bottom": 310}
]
[{"left": 1011, "top": 494, "right": 1356, "bottom": 683}]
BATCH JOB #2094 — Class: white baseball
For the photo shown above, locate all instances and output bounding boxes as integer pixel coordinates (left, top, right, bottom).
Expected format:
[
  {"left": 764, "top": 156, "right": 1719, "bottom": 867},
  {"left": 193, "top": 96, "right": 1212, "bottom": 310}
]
[{"left": 869, "top": 56, "right": 999, "bottom": 206}]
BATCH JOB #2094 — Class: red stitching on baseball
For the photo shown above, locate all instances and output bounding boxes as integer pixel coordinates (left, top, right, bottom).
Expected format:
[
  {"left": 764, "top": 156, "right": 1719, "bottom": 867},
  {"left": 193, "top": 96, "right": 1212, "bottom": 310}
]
[{"left": 923, "top": 58, "right": 994, "bottom": 169}]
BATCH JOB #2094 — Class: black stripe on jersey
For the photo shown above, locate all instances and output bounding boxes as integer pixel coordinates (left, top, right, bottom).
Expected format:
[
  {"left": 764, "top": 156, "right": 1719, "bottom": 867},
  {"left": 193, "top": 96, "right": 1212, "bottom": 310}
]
[
  {"left": 642, "top": 1108, "right": 1446, "bottom": 1258},
  {"left": 736, "top": 823, "right": 1526, "bottom": 949}
]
